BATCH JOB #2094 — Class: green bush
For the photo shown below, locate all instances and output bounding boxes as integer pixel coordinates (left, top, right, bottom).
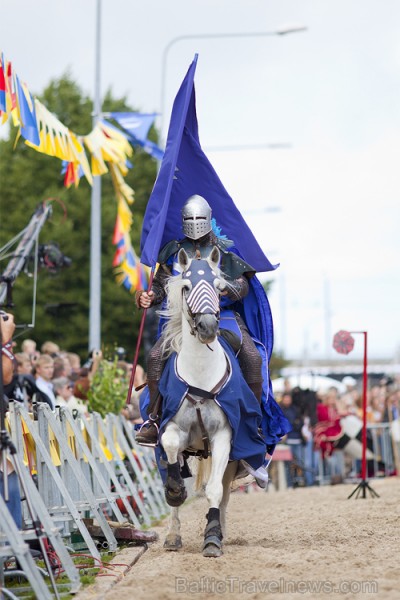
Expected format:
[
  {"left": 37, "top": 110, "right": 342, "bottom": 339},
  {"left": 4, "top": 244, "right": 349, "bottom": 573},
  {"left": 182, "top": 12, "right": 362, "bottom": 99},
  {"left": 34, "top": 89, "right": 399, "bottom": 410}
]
[{"left": 87, "top": 359, "right": 128, "bottom": 417}]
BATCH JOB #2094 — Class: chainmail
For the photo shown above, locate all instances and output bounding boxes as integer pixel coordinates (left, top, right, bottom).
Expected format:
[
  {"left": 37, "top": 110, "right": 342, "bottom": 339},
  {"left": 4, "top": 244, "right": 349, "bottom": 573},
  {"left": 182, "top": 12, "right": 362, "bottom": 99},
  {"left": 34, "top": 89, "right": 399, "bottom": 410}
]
[
  {"left": 223, "top": 276, "right": 249, "bottom": 301},
  {"left": 150, "top": 265, "right": 170, "bottom": 305},
  {"left": 146, "top": 335, "right": 165, "bottom": 381},
  {"left": 236, "top": 315, "right": 263, "bottom": 384}
]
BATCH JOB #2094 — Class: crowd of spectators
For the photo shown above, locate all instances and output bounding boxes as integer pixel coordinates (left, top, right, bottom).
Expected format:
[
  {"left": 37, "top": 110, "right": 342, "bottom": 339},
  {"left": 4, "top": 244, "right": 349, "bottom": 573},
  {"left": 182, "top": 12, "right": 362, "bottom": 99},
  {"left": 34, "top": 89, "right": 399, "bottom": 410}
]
[
  {"left": 4, "top": 335, "right": 146, "bottom": 422},
  {"left": 274, "top": 374, "right": 400, "bottom": 488}
]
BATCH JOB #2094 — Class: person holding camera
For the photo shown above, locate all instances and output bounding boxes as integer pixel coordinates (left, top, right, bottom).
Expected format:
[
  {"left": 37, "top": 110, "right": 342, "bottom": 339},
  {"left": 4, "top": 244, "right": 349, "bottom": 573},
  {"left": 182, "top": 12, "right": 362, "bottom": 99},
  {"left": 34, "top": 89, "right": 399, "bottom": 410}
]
[
  {"left": 0, "top": 311, "right": 23, "bottom": 528},
  {"left": 1, "top": 312, "right": 16, "bottom": 385},
  {"left": 5, "top": 351, "right": 54, "bottom": 410}
]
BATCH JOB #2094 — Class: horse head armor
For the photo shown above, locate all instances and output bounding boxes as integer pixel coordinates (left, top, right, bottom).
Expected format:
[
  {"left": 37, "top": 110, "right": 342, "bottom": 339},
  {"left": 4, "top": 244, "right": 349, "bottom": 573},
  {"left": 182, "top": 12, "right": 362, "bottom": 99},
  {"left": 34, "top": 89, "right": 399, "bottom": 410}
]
[{"left": 177, "top": 246, "right": 225, "bottom": 344}]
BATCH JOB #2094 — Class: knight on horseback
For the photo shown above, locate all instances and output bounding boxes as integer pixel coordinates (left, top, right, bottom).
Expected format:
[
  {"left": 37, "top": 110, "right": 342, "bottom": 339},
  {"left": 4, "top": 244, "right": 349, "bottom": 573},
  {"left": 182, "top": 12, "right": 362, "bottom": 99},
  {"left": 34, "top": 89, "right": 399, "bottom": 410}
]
[{"left": 135, "top": 194, "right": 264, "bottom": 448}]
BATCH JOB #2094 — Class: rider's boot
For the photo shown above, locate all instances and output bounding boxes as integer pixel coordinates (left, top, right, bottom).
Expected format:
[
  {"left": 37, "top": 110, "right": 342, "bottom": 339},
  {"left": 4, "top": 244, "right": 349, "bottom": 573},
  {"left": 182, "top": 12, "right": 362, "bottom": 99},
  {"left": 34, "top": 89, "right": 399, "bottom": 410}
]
[
  {"left": 247, "top": 380, "right": 270, "bottom": 488},
  {"left": 249, "top": 379, "right": 266, "bottom": 442},
  {"left": 135, "top": 380, "right": 162, "bottom": 447}
]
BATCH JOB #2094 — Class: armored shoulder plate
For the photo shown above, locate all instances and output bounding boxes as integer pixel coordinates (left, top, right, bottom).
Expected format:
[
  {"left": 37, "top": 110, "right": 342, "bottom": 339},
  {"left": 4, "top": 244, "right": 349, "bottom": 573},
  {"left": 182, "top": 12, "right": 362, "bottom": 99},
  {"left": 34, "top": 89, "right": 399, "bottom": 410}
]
[
  {"left": 221, "top": 251, "right": 256, "bottom": 280},
  {"left": 158, "top": 240, "right": 180, "bottom": 264}
]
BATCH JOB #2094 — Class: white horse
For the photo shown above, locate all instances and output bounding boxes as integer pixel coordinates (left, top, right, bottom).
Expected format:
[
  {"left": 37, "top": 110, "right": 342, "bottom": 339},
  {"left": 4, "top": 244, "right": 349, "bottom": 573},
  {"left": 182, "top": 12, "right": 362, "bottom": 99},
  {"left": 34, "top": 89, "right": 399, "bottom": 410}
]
[{"left": 159, "top": 245, "right": 239, "bottom": 557}]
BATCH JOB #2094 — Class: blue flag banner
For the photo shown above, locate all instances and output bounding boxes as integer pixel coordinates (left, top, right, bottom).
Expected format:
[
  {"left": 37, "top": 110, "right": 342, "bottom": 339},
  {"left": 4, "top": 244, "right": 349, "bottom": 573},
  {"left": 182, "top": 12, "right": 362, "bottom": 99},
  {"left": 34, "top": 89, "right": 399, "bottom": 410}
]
[
  {"left": 140, "top": 55, "right": 278, "bottom": 273},
  {"left": 15, "top": 76, "right": 40, "bottom": 146},
  {"left": 108, "top": 112, "right": 164, "bottom": 161},
  {"left": 109, "top": 112, "right": 156, "bottom": 142},
  {"left": 140, "top": 139, "right": 164, "bottom": 161}
]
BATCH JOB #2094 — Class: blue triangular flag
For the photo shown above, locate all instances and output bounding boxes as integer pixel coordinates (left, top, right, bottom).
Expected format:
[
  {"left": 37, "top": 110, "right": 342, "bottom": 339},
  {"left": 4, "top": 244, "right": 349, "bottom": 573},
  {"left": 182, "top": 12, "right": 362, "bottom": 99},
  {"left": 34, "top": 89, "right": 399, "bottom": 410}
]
[
  {"left": 15, "top": 76, "right": 40, "bottom": 146},
  {"left": 107, "top": 112, "right": 164, "bottom": 160}
]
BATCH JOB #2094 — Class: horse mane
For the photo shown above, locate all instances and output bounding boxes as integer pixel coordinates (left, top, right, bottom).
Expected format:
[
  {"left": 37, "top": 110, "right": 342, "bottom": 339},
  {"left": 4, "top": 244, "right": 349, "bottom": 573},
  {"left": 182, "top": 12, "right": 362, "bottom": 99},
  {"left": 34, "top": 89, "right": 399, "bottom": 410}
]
[
  {"left": 158, "top": 274, "right": 186, "bottom": 357},
  {"left": 159, "top": 257, "right": 228, "bottom": 358}
]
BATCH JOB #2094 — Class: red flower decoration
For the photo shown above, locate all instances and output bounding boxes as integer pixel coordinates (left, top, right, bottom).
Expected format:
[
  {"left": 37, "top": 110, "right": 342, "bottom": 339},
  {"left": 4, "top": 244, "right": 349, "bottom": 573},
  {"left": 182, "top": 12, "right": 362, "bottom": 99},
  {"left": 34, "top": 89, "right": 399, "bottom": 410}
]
[{"left": 333, "top": 330, "right": 355, "bottom": 355}]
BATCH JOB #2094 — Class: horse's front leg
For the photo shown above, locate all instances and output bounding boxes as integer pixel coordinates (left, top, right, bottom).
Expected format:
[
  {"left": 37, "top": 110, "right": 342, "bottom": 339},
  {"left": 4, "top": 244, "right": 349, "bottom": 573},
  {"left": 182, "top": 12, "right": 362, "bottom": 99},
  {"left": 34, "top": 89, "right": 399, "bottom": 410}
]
[
  {"left": 203, "top": 428, "right": 231, "bottom": 558},
  {"left": 161, "top": 422, "right": 188, "bottom": 509},
  {"left": 164, "top": 507, "right": 182, "bottom": 551}
]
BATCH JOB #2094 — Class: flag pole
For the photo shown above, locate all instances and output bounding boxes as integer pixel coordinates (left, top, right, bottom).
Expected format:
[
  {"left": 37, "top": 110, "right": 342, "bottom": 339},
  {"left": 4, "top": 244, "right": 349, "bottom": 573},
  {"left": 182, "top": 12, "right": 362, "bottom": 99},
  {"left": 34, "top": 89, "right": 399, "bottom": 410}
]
[
  {"left": 347, "top": 330, "right": 379, "bottom": 499},
  {"left": 361, "top": 331, "right": 368, "bottom": 483},
  {"left": 126, "top": 268, "right": 155, "bottom": 405}
]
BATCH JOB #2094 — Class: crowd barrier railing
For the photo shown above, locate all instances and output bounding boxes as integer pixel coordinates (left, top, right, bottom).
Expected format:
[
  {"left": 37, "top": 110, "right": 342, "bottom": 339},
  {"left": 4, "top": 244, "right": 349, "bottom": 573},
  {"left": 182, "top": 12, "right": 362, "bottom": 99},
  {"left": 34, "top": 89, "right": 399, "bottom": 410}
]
[
  {"left": 315, "top": 421, "right": 399, "bottom": 486},
  {"left": 2, "top": 400, "right": 169, "bottom": 598},
  {"left": 268, "top": 420, "right": 400, "bottom": 490}
]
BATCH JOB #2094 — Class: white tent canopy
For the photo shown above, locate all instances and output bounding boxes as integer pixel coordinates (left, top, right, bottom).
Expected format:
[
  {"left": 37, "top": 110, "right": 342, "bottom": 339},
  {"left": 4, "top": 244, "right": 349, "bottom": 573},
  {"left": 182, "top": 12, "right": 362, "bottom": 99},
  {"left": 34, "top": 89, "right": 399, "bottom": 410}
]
[{"left": 272, "top": 374, "right": 346, "bottom": 394}]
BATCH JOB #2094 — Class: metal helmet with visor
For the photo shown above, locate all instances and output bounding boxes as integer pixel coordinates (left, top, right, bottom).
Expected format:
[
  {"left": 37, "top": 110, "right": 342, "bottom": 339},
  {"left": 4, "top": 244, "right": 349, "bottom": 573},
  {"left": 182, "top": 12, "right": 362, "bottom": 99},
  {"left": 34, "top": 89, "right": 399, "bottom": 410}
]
[{"left": 181, "top": 195, "right": 212, "bottom": 240}]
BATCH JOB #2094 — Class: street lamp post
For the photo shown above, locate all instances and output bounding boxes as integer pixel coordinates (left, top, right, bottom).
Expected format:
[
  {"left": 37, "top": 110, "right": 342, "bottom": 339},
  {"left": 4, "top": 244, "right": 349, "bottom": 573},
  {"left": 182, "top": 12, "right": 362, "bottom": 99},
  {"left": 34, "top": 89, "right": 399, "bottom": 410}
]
[
  {"left": 159, "top": 25, "right": 307, "bottom": 141},
  {"left": 89, "top": 0, "right": 102, "bottom": 352}
]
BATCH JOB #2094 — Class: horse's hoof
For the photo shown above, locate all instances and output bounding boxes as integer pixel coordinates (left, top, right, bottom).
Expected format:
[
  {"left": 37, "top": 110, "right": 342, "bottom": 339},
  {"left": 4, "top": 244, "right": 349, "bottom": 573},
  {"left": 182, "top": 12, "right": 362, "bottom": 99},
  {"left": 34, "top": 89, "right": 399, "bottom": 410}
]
[
  {"left": 203, "top": 543, "right": 223, "bottom": 558},
  {"left": 164, "top": 483, "right": 187, "bottom": 507},
  {"left": 164, "top": 534, "right": 183, "bottom": 551}
]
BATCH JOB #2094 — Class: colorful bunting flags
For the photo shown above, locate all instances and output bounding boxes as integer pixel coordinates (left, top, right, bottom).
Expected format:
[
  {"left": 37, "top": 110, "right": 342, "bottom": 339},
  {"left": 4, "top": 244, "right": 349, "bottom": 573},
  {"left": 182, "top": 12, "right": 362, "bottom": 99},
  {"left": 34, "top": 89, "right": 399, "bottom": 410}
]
[
  {"left": 0, "top": 56, "right": 6, "bottom": 113},
  {"left": 0, "top": 53, "right": 136, "bottom": 190},
  {"left": 109, "top": 164, "right": 149, "bottom": 292},
  {"left": 0, "top": 52, "right": 152, "bottom": 293}
]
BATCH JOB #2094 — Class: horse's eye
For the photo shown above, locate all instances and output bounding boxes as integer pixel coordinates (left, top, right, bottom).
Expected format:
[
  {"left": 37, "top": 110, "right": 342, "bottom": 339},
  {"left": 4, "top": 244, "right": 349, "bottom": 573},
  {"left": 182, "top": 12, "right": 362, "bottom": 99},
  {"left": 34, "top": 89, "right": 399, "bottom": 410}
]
[{"left": 197, "top": 269, "right": 205, "bottom": 275}]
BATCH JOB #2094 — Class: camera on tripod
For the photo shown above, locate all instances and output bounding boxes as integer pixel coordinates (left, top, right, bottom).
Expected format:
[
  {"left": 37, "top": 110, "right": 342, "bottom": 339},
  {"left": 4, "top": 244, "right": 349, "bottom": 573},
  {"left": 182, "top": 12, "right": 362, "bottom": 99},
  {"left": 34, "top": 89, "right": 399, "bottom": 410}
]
[{"left": 38, "top": 243, "right": 72, "bottom": 274}]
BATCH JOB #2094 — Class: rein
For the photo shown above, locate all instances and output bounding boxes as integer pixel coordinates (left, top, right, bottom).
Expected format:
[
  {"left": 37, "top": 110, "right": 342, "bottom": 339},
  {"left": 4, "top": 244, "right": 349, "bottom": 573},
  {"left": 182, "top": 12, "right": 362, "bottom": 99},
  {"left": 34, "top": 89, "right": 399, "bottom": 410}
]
[{"left": 184, "top": 358, "right": 230, "bottom": 459}]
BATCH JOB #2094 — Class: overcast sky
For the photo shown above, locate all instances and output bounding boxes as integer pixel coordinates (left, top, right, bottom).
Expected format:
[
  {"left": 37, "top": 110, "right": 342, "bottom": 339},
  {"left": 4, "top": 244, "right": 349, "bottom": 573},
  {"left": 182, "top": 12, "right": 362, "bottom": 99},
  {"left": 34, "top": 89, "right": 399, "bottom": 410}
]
[{"left": 1, "top": 0, "right": 399, "bottom": 362}]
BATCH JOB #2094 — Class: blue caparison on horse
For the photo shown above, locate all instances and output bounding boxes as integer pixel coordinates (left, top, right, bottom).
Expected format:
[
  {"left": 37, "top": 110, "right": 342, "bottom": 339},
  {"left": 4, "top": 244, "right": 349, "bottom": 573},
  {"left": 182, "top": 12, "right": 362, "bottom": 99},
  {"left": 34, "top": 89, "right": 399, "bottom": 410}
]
[{"left": 138, "top": 246, "right": 291, "bottom": 556}]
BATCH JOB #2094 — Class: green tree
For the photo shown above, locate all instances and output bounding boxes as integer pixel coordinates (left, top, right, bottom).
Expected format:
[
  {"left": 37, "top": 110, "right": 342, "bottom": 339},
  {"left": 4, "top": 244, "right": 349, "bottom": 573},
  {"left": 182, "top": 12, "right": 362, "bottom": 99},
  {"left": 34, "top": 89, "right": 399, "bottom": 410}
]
[
  {"left": 86, "top": 358, "right": 128, "bottom": 418},
  {"left": 0, "top": 73, "right": 157, "bottom": 361}
]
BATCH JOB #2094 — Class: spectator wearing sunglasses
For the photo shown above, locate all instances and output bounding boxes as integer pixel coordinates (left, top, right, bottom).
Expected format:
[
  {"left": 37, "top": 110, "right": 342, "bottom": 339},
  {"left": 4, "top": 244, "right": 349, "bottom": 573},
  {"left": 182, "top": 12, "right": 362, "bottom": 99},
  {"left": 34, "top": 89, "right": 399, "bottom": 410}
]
[{"left": 53, "top": 376, "right": 87, "bottom": 415}]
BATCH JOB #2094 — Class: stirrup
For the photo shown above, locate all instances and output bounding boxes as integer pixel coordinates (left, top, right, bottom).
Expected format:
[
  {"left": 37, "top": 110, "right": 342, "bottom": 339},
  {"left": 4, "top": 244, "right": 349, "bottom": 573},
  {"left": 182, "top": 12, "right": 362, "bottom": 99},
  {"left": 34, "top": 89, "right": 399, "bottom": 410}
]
[
  {"left": 136, "top": 419, "right": 160, "bottom": 447},
  {"left": 241, "top": 461, "right": 269, "bottom": 489}
]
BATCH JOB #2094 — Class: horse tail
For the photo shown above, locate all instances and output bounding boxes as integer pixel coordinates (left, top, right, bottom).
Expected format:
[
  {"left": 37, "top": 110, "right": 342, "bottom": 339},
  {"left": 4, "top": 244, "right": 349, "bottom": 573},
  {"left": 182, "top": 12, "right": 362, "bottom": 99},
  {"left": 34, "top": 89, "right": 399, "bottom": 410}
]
[{"left": 192, "top": 457, "right": 213, "bottom": 492}]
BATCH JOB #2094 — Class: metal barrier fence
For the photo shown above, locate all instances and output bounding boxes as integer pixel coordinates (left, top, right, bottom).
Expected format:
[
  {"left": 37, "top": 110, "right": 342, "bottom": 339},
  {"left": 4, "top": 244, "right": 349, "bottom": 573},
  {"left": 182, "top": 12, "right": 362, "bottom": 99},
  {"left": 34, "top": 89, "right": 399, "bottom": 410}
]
[
  {"left": 1, "top": 402, "right": 168, "bottom": 598},
  {"left": 269, "top": 421, "right": 400, "bottom": 490},
  {"left": 364, "top": 422, "right": 399, "bottom": 477},
  {"left": 317, "top": 421, "right": 399, "bottom": 485}
]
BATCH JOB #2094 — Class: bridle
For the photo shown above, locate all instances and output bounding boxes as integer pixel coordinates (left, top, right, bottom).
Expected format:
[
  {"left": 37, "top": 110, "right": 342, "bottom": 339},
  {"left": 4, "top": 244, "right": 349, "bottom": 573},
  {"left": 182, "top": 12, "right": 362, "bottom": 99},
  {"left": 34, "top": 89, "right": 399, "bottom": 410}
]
[
  {"left": 181, "top": 259, "right": 221, "bottom": 341},
  {"left": 182, "top": 293, "right": 221, "bottom": 341},
  {"left": 177, "top": 250, "right": 229, "bottom": 459}
]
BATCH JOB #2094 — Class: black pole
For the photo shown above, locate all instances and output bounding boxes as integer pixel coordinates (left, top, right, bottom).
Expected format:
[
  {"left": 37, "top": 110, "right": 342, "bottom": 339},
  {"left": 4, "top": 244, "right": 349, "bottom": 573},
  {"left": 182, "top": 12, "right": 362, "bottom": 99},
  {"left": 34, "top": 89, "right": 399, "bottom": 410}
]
[{"left": 0, "top": 201, "right": 52, "bottom": 308}]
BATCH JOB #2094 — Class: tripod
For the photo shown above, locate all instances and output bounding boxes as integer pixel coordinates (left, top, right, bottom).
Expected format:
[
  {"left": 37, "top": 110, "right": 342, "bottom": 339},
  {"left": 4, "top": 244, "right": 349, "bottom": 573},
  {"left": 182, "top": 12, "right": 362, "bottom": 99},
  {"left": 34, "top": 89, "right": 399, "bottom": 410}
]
[
  {"left": 0, "top": 319, "right": 61, "bottom": 599},
  {"left": 348, "top": 478, "right": 380, "bottom": 499}
]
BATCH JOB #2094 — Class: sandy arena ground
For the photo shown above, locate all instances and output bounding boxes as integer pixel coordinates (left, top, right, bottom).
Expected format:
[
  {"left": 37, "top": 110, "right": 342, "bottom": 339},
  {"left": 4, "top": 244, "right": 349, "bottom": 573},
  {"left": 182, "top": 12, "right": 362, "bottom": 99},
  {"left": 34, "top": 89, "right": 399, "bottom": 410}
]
[{"left": 101, "top": 477, "right": 399, "bottom": 600}]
